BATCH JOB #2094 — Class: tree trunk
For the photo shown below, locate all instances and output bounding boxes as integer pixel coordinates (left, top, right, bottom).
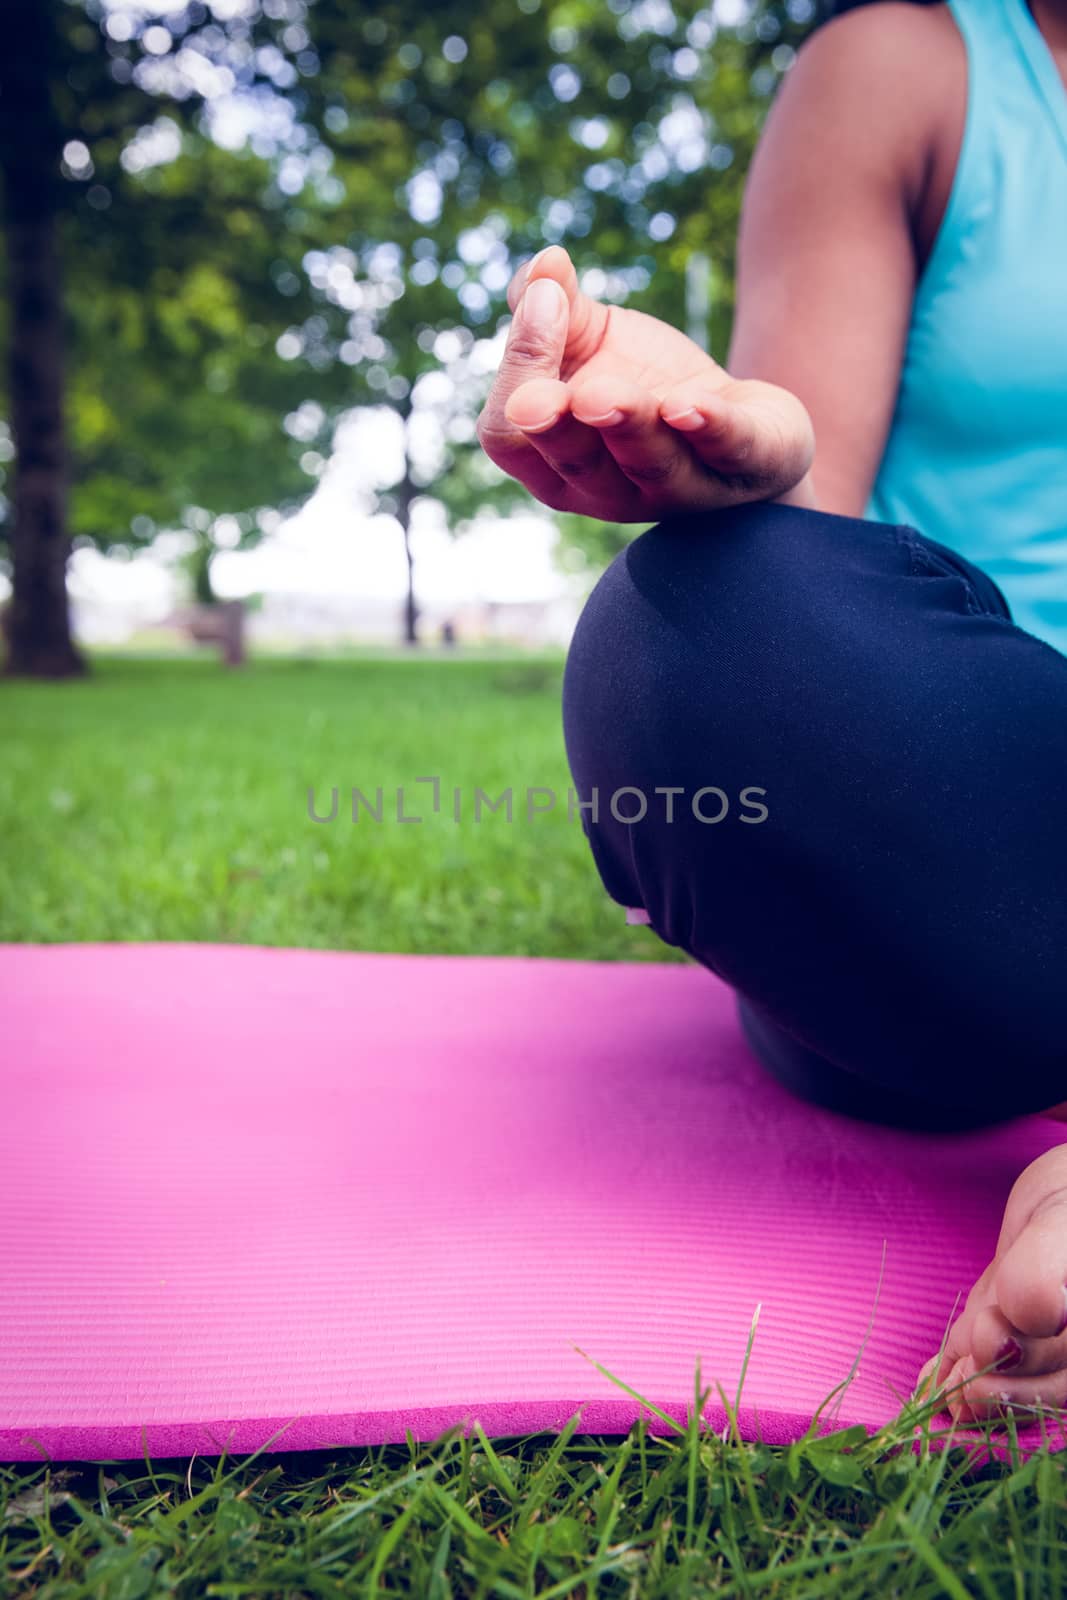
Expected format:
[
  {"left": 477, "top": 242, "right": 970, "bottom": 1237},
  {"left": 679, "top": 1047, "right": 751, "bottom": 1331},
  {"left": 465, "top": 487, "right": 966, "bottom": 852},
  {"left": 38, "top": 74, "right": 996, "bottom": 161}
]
[
  {"left": 0, "top": 1, "right": 84, "bottom": 677},
  {"left": 401, "top": 523, "right": 418, "bottom": 645},
  {"left": 393, "top": 468, "right": 419, "bottom": 647},
  {"left": 189, "top": 534, "right": 218, "bottom": 606}
]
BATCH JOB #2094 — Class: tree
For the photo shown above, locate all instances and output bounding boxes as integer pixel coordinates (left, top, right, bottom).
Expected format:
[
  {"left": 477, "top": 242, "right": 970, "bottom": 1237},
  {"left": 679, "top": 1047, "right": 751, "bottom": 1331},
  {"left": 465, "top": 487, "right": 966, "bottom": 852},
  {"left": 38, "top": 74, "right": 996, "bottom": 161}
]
[
  {"left": 0, "top": 0, "right": 349, "bottom": 674},
  {"left": 65, "top": 135, "right": 354, "bottom": 595},
  {"left": 290, "top": 0, "right": 819, "bottom": 608},
  {"left": 1, "top": 0, "right": 818, "bottom": 672},
  {"left": 0, "top": 2, "right": 81, "bottom": 674}
]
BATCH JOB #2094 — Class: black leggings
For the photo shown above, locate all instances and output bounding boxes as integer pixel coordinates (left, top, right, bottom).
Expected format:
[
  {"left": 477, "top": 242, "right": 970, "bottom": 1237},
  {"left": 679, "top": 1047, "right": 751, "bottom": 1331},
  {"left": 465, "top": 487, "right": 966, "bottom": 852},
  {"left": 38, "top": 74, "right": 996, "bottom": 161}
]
[{"left": 562, "top": 504, "right": 1067, "bottom": 1131}]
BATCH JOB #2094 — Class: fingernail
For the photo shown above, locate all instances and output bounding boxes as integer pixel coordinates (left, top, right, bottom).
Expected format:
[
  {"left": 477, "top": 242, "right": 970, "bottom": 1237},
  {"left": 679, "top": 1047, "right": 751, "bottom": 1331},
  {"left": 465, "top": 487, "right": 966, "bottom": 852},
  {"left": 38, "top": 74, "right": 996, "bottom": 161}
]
[
  {"left": 995, "top": 1337, "right": 1023, "bottom": 1371},
  {"left": 515, "top": 412, "right": 562, "bottom": 434},
  {"left": 1059, "top": 1286, "right": 1067, "bottom": 1335},
  {"left": 521, "top": 278, "right": 565, "bottom": 330},
  {"left": 582, "top": 409, "right": 625, "bottom": 427},
  {"left": 662, "top": 407, "right": 703, "bottom": 430}
]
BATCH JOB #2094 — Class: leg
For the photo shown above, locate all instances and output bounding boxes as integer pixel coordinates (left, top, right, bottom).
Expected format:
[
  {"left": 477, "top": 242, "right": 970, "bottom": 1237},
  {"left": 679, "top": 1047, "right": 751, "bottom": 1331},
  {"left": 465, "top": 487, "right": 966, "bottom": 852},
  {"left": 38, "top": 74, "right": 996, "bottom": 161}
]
[{"left": 563, "top": 502, "right": 1067, "bottom": 1130}]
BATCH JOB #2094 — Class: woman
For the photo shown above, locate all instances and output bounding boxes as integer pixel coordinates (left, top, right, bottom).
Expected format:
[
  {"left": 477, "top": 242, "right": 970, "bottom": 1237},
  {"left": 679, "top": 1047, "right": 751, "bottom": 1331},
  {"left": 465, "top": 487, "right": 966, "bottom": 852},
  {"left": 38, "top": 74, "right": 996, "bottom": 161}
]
[{"left": 475, "top": 0, "right": 1067, "bottom": 1425}]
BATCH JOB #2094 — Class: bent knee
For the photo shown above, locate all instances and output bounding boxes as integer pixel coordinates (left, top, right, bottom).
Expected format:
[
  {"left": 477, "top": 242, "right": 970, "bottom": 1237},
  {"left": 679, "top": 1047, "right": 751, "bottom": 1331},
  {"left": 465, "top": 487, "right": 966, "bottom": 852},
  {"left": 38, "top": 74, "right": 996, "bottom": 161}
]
[{"left": 563, "top": 502, "right": 912, "bottom": 787}]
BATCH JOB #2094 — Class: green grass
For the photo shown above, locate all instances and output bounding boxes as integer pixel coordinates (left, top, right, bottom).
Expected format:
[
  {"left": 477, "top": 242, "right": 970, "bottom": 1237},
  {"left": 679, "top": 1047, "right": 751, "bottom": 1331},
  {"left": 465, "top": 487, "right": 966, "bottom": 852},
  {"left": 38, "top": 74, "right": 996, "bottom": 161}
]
[
  {"left": 0, "top": 652, "right": 680, "bottom": 959},
  {"left": 3, "top": 653, "right": 1065, "bottom": 1598}
]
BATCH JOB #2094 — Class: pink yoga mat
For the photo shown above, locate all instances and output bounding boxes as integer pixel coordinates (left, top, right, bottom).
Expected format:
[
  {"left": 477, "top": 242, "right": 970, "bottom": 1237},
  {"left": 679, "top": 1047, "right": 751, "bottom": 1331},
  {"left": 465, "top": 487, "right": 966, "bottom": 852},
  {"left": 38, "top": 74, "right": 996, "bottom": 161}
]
[{"left": 2, "top": 942, "right": 1065, "bottom": 1465}]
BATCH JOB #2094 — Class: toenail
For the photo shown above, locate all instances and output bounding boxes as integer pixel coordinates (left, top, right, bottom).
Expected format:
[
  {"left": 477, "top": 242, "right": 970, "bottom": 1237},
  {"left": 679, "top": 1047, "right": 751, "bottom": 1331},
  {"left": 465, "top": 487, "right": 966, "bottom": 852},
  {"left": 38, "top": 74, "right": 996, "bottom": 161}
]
[{"left": 995, "top": 1337, "right": 1023, "bottom": 1371}]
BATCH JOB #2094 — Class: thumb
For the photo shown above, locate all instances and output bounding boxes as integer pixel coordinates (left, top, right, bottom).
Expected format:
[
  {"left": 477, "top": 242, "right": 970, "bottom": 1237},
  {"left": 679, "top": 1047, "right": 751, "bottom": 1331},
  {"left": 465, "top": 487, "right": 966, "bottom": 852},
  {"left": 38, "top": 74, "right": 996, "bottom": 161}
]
[{"left": 498, "top": 277, "right": 569, "bottom": 394}]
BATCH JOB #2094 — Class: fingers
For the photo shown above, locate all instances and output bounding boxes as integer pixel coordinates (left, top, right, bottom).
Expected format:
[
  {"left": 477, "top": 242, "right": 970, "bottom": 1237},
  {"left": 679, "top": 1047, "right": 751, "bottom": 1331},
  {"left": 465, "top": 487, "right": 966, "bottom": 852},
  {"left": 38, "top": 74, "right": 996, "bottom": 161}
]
[
  {"left": 507, "top": 373, "right": 790, "bottom": 516},
  {"left": 502, "top": 371, "right": 816, "bottom": 518},
  {"left": 480, "top": 241, "right": 814, "bottom": 516},
  {"left": 570, "top": 378, "right": 699, "bottom": 494},
  {"left": 521, "top": 374, "right": 695, "bottom": 501},
  {"left": 656, "top": 377, "right": 815, "bottom": 500},
  {"left": 505, "top": 380, "right": 645, "bottom": 510}
]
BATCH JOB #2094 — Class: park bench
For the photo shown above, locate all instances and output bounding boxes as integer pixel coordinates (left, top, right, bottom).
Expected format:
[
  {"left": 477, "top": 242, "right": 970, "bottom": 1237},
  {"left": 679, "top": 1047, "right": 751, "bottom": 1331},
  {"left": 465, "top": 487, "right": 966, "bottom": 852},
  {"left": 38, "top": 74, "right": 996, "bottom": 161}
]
[{"left": 171, "top": 600, "right": 246, "bottom": 666}]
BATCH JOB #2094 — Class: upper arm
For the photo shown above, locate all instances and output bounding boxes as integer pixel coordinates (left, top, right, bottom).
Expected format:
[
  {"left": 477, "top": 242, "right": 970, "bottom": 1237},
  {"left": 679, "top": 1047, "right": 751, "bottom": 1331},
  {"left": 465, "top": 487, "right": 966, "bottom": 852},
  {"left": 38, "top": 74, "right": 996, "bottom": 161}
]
[{"left": 727, "top": 6, "right": 940, "bottom": 517}]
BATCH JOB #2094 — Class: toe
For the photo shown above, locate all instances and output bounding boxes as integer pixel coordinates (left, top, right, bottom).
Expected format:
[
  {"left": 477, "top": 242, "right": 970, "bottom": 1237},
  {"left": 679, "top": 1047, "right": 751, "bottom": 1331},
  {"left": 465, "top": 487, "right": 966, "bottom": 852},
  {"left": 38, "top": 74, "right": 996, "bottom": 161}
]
[
  {"left": 994, "top": 1192, "right": 1067, "bottom": 1340},
  {"left": 951, "top": 1366, "right": 1067, "bottom": 1423},
  {"left": 940, "top": 1355, "right": 978, "bottom": 1421},
  {"left": 915, "top": 1354, "right": 940, "bottom": 1397},
  {"left": 969, "top": 1302, "right": 1029, "bottom": 1373}
]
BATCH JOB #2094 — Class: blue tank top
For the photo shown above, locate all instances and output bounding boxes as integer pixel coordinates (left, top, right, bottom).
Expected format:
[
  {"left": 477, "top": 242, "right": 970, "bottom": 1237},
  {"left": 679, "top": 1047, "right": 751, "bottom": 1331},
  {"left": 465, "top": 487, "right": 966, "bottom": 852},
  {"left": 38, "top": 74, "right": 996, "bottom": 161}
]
[{"left": 865, "top": 0, "right": 1067, "bottom": 655}]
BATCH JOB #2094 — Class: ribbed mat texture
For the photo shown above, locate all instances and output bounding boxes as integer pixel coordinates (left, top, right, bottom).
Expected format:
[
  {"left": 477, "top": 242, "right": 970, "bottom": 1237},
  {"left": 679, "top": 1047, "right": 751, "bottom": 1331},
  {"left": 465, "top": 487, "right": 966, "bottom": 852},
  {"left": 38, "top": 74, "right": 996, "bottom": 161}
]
[{"left": 3, "top": 943, "right": 1065, "bottom": 1463}]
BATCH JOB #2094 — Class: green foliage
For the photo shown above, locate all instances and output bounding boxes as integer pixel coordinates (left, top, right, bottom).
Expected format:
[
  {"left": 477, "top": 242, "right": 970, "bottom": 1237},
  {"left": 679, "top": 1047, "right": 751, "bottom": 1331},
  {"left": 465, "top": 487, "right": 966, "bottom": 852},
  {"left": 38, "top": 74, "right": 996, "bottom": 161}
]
[
  {"left": 296, "top": 0, "right": 820, "bottom": 563},
  {"left": 1, "top": 0, "right": 820, "bottom": 588},
  {"left": 63, "top": 137, "right": 339, "bottom": 558}
]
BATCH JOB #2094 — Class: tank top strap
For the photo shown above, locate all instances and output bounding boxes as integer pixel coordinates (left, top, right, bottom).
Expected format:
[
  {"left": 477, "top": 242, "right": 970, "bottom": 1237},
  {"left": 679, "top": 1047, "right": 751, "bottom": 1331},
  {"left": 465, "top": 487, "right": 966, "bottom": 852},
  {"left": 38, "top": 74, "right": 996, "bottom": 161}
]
[
  {"left": 998, "top": 0, "right": 1067, "bottom": 160},
  {"left": 946, "top": 0, "right": 1067, "bottom": 162},
  {"left": 919, "top": 0, "right": 1062, "bottom": 298},
  {"left": 868, "top": 0, "right": 1067, "bottom": 656}
]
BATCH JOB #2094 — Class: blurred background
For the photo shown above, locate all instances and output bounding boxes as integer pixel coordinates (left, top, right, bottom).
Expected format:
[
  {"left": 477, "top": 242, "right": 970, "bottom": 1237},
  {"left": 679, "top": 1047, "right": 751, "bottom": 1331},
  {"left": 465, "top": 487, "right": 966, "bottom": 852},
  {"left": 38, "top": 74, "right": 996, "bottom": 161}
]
[{"left": 0, "top": 0, "right": 825, "bottom": 955}]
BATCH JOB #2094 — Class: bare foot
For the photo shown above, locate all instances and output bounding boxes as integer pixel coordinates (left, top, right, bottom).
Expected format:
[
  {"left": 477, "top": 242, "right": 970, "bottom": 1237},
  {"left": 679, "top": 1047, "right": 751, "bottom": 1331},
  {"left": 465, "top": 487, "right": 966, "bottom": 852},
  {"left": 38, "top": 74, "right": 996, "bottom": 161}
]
[{"left": 916, "top": 1142, "right": 1067, "bottom": 1423}]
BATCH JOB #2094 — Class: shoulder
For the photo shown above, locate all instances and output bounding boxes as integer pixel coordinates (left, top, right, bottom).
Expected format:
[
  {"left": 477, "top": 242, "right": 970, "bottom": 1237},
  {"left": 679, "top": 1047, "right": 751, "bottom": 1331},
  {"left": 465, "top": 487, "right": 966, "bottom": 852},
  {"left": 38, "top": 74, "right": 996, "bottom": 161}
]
[
  {"left": 794, "top": 3, "right": 962, "bottom": 84},
  {"left": 770, "top": 4, "right": 965, "bottom": 216}
]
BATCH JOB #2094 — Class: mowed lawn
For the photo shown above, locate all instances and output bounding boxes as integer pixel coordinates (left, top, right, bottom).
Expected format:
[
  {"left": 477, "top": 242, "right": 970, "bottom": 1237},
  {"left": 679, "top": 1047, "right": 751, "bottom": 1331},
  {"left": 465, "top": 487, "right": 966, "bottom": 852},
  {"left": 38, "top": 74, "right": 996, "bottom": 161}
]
[
  {"left": 3, "top": 654, "right": 1066, "bottom": 1599},
  {"left": 0, "top": 652, "right": 681, "bottom": 960}
]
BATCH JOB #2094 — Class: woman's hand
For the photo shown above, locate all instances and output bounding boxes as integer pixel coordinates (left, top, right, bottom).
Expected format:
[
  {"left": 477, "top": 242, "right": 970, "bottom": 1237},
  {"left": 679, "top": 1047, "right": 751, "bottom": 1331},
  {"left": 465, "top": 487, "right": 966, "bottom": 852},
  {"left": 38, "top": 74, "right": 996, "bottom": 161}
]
[{"left": 476, "top": 245, "right": 816, "bottom": 522}]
